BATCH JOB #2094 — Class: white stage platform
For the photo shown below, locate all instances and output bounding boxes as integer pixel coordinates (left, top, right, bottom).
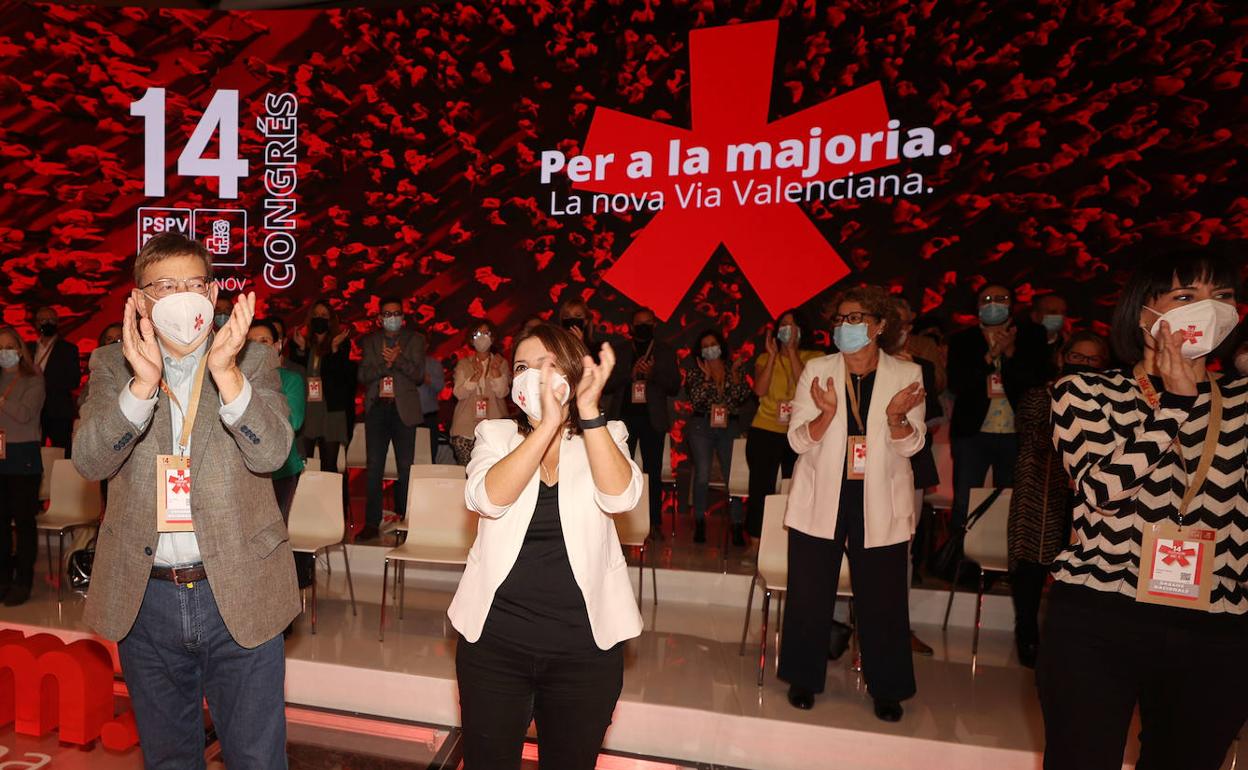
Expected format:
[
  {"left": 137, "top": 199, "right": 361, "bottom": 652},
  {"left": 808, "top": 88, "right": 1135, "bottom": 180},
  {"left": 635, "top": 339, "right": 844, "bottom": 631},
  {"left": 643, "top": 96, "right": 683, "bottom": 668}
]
[{"left": 4, "top": 543, "right": 1242, "bottom": 770}]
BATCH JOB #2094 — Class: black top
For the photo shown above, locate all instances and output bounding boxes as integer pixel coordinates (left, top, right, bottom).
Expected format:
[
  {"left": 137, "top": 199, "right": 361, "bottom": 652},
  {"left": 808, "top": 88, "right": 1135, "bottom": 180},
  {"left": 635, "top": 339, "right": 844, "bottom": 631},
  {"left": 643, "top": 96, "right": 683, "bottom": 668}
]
[
  {"left": 945, "top": 321, "right": 1051, "bottom": 438},
  {"left": 482, "top": 481, "right": 597, "bottom": 654},
  {"left": 841, "top": 370, "right": 875, "bottom": 504}
]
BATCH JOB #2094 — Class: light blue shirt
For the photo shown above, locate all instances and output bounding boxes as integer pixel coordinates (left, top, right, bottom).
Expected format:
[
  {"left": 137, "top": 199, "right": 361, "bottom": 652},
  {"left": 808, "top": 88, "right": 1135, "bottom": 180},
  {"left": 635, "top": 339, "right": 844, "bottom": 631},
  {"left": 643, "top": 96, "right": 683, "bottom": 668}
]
[
  {"left": 418, "top": 356, "right": 444, "bottom": 416},
  {"left": 118, "top": 338, "right": 252, "bottom": 566}
]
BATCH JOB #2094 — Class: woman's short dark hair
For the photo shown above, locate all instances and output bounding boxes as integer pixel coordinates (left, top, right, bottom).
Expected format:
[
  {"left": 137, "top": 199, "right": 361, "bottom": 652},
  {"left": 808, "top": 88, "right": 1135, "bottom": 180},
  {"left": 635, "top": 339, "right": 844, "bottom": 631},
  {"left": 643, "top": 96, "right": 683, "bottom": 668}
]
[
  {"left": 774, "top": 308, "right": 809, "bottom": 341},
  {"left": 468, "top": 320, "right": 497, "bottom": 350},
  {"left": 829, "top": 285, "right": 904, "bottom": 353},
  {"left": 1060, "top": 330, "right": 1109, "bottom": 361},
  {"left": 512, "top": 323, "right": 588, "bottom": 437},
  {"left": 249, "top": 319, "right": 280, "bottom": 341},
  {"left": 695, "top": 329, "right": 729, "bottom": 360},
  {"left": 1110, "top": 246, "right": 1242, "bottom": 365}
]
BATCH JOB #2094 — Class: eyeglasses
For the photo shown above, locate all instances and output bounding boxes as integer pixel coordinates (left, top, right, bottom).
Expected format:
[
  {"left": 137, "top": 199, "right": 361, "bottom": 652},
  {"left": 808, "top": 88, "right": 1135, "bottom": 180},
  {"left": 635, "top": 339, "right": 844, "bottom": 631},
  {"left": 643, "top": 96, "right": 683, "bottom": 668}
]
[
  {"left": 142, "top": 277, "right": 211, "bottom": 298},
  {"left": 830, "top": 312, "right": 878, "bottom": 325},
  {"left": 979, "top": 294, "right": 1010, "bottom": 304},
  {"left": 379, "top": 311, "right": 404, "bottom": 319},
  {"left": 472, "top": 330, "right": 492, "bottom": 338},
  {"left": 1066, "top": 352, "right": 1104, "bottom": 365}
]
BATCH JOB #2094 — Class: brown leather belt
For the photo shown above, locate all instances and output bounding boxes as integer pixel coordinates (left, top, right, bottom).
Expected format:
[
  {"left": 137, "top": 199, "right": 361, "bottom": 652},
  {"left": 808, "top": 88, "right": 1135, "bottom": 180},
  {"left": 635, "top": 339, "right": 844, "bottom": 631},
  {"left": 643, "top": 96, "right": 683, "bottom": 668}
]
[{"left": 150, "top": 563, "right": 207, "bottom": 585}]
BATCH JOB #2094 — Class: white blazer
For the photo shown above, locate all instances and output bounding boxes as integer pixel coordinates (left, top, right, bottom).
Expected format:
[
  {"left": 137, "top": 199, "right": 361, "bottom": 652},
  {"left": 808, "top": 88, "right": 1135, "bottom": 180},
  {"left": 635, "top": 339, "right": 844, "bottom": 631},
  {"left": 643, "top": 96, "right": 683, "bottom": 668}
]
[
  {"left": 448, "top": 419, "right": 645, "bottom": 650},
  {"left": 786, "top": 351, "right": 926, "bottom": 548}
]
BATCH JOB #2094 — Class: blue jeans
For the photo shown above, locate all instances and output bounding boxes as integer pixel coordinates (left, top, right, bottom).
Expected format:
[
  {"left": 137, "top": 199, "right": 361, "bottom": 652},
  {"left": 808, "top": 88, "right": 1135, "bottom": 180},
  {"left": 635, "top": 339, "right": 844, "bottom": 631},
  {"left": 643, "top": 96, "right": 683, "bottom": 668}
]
[
  {"left": 687, "top": 416, "right": 743, "bottom": 524},
  {"left": 118, "top": 578, "right": 287, "bottom": 770},
  {"left": 365, "top": 400, "right": 418, "bottom": 527},
  {"left": 951, "top": 431, "right": 1018, "bottom": 530}
]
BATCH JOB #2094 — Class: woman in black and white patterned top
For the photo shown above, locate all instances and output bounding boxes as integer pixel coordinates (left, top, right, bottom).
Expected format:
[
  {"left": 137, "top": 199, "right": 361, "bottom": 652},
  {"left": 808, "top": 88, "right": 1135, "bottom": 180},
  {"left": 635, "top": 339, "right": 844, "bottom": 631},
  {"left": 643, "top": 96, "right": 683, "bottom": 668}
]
[{"left": 1041, "top": 247, "right": 1248, "bottom": 770}]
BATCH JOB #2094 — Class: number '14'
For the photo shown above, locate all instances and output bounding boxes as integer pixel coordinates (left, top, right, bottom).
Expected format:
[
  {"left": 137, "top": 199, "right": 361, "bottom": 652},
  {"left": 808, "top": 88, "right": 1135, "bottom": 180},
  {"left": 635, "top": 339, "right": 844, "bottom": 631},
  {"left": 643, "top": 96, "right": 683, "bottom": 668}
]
[{"left": 130, "top": 88, "right": 250, "bottom": 199}]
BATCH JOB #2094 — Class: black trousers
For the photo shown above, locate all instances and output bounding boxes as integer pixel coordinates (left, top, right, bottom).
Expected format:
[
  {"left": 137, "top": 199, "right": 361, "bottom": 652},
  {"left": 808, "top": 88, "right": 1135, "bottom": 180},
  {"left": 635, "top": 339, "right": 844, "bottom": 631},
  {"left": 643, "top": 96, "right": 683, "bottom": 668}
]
[
  {"left": 1010, "top": 559, "right": 1049, "bottom": 647},
  {"left": 744, "top": 427, "right": 797, "bottom": 537},
  {"left": 42, "top": 413, "right": 73, "bottom": 457},
  {"left": 1038, "top": 583, "right": 1248, "bottom": 770},
  {"left": 456, "top": 634, "right": 624, "bottom": 770},
  {"left": 272, "top": 475, "right": 313, "bottom": 589},
  {"left": 623, "top": 413, "right": 664, "bottom": 528},
  {"left": 778, "top": 518, "right": 915, "bottom": 701},
  {"left": 0, "top": 474, "right": 40, "bottom": 588}
]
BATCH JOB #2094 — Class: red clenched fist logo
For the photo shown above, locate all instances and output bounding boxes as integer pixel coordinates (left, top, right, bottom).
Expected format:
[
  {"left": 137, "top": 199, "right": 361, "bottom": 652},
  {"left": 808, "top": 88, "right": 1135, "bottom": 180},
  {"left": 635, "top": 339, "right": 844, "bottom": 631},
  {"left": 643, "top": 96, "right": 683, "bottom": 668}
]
[{"left": 577, "top": 20, "right": 898, "bottom": 319}]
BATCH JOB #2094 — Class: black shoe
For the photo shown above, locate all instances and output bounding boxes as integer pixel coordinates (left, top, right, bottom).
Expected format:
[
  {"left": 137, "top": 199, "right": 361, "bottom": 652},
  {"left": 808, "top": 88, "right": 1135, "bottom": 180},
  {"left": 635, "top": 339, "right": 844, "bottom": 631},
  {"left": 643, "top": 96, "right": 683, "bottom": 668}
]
[
  {"left": 1016, "top": 639, "right": 1038, "bottom": 669},
  {"left": 693, "top": 521, "right": 706, "bottom": 544},
  {"left": 910, "top": 631, "right": 934, "bottom": 656},
  {"left": 873, "top": 698, "right": 903, "bottom": 722},
  {"left": 3, "top": 585, "right": 30, "bottom": 607},
  {"left": 731, "top": 524, "right": 747, "bottom": 547},
  {"left": 357, "top": 524, "right": 380, "bottom": 542},
  {"left": 787, "top": 686, "right": 815, "bottom": 710}
]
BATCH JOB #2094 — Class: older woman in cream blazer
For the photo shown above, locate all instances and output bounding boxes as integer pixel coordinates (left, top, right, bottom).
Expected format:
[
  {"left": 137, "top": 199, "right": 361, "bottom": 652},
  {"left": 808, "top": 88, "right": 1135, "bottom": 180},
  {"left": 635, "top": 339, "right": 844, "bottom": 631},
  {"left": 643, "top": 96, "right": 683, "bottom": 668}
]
[
  {"left": 449, "top": 323, "right": 643, "bottom": 770},
  {"left": 779, "top": 286, "right": 926, "bottom": 722}
]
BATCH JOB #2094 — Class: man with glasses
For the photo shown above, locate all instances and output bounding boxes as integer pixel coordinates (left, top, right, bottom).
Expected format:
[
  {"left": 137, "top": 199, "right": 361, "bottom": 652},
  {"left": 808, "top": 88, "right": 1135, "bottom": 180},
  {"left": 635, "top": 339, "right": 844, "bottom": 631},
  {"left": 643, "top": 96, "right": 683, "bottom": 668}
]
[
  {"left": 72, "top": 233, "right": 298, "bottom": 769},
  {"left": 358, "top": 297, "right": 426, "bottom": 541},
  {"left": 945, "top": 283, "right": 1049, "bottom": 532}
]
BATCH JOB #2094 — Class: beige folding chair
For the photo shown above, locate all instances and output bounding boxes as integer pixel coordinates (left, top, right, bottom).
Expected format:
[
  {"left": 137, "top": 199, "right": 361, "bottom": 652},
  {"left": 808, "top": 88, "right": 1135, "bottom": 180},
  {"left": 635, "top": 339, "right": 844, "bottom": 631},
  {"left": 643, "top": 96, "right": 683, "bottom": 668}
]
[
  {"left": 614, "top": 474, "right": 657, "bottom": 607},
  {"left": 379, "top": 476, "right": 477, "bottom": 641},
  {"left": 388, "top": 464, "right": 467, "bottom": 545},
  {"left": 739, "top": 494, "right": 789, "bottom": 686},
  {"left": 924, "top": 439, "right": 954, "bottom": 513},
  {"left": 287, "top": 471, "right": 357, "bottom": 634},
  {"left": 942, "top": 487, "right": 1012, "bottom": 660},
  {"left": 35, "top": 460, "right": 100, "bottom": 602},
  {"left": 38, "top": 447, "right": 65, "bottom": 503}
]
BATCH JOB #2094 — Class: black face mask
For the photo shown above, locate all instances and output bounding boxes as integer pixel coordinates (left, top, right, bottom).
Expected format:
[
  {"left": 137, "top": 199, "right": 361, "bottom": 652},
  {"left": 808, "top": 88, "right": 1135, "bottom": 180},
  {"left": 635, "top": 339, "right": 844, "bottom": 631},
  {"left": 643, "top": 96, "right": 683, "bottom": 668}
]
[
  {"left": 633, "top": 324, "right": 654, "bottom": 343},
  {"left": 561, "top": 317, "right": 586, "bottom": 332},
  {"left": 38, "top": 322, "right": 57, "bottom": 337},
  {"left": 310, "top": 317, "right": 330, "bottom": 335},
  {"left": 1061, "top": 363, "right": 1095, "bottom": 377}
]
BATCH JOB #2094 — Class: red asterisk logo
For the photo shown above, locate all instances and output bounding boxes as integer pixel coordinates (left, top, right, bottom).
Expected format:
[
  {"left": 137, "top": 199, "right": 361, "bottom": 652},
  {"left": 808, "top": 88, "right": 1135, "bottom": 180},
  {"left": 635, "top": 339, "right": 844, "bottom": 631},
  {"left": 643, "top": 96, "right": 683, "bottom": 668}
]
[
  {"left": 168, "top": 470, "right": 190, "bottom": 495},
  {"left": 577, "top": 21, "right": 899, "bottom": 319},
  {"left": 193, "top": 314, "right": 204, "bottom": 332},
  {"left": 1180, "top": 325, "right": 1203, "bottom": 345},
  {"left": 1159, "top": 540, "right": 1196, "bottom": 567}
]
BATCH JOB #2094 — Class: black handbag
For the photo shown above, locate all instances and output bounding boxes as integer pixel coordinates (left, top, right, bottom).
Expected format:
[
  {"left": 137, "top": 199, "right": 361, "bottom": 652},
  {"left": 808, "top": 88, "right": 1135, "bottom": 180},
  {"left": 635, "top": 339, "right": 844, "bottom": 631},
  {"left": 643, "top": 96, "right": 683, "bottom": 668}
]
[
  {"left": 930, "top": 488, "right": 1004, "bottom": 581},
  {"left": 67, "top": 535, "right": 96, "bottom": 593}
]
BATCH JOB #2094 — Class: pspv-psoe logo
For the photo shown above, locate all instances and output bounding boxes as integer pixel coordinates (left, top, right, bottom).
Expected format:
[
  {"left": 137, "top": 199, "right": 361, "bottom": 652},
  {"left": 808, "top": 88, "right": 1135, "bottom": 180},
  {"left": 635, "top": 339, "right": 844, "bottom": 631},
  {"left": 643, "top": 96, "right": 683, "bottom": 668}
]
[
  {"left": 136, "top": 207, "right": 191, "bottom": 251},
  {"left": 194, "top": 208, "right": 248, "bottom": 268}
]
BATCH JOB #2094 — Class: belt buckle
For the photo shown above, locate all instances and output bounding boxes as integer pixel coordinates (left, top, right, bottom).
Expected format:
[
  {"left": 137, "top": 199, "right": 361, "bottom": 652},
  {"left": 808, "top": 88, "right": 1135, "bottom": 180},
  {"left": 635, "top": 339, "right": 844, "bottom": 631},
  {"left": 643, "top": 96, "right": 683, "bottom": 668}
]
[{"left": 171, "top": 565, "right": 196, "bottom": 586}]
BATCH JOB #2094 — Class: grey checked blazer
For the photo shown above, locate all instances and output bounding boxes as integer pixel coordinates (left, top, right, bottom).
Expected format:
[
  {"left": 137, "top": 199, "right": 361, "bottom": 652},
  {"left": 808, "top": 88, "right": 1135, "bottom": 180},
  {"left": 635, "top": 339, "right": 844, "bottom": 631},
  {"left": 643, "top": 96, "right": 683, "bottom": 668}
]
[{"left": 72, "top": 339, "right": 300, "bottom": 649}]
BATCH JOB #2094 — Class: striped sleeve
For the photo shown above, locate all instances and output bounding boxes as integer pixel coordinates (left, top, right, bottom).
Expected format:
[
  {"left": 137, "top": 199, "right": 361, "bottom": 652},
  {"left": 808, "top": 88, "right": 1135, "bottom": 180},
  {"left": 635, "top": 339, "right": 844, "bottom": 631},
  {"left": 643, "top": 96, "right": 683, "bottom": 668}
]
[{"left": 1050, "top": 373, "right": 1192, "bottom": 513}]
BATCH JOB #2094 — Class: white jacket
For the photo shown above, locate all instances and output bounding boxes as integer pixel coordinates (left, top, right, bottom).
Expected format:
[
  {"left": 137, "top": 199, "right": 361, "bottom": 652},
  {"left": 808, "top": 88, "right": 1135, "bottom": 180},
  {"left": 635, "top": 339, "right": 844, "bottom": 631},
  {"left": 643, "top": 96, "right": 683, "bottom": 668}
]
[
  {"left": 786, "top": 352, "right": 926, "bottom": 547},
  {"left": 449, "top": 418, "right": 645, "bottom": 650}
]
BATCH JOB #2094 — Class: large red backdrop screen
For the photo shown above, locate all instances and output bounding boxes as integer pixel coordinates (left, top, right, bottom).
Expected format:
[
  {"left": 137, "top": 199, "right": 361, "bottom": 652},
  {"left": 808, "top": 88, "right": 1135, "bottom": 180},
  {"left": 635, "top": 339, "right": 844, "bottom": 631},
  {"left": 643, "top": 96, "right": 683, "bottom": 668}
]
[{"left": 0, "top": 0, "right": 1244, "bottom": 357}]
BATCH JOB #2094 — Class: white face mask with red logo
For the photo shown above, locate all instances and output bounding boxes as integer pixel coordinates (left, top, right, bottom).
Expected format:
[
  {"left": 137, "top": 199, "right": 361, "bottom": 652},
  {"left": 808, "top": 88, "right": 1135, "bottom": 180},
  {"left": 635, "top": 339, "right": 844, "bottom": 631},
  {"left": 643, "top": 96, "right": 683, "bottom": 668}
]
[
  {"left": 149, "top": 292, "right": 215, "bottom": 347},
  {"left": 511, "top": 368, "right": 570, "bottom": 423},
  {"left": 1145, "top": 299, "right": 1239, "bottom": 360}
]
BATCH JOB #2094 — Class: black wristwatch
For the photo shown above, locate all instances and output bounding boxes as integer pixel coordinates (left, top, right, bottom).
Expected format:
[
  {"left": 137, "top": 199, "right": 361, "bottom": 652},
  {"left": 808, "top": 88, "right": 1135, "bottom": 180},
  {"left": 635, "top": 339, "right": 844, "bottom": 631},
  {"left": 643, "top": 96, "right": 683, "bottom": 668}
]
[{"left": 580, "top": 413, "right": 608, "bottom": 430}]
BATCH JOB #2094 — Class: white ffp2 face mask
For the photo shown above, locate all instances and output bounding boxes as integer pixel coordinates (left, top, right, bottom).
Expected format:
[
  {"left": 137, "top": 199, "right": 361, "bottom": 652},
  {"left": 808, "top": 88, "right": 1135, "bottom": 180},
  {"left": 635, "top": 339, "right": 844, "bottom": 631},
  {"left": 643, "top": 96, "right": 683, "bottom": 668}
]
[
  {"left": 511, "top": 368, "right": 570, "bottom": 423},
  {"left": 148, "top": 292, "right": 215, "bottom": 347},
  {"left": 1146, "top": 299, "right": 1239, "bottom": 360}
]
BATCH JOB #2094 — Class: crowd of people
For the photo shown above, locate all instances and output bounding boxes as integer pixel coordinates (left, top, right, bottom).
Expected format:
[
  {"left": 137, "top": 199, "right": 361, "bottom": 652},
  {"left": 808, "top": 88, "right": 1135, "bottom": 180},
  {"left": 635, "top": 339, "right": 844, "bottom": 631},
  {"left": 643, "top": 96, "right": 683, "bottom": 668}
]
[{"left": 1, "top": 233, "right": 1245, "bottom": 770}]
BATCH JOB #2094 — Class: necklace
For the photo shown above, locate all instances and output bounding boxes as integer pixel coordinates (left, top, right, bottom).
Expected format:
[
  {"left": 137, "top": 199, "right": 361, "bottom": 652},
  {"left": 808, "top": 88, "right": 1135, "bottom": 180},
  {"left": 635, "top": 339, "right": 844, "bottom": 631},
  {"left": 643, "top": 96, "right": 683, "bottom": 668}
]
[{"left": 540, "top": 455, "right": 560, "bottom": 485}]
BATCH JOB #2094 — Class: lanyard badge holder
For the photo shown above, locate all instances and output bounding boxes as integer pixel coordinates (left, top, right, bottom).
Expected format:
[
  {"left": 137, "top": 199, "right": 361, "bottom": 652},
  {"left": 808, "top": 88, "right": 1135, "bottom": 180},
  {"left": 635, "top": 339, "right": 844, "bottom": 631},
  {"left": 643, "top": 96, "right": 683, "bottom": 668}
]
[
  {"left": 155, "top": 360, "right": 207, "bottom": 533},
  {"left": 1135, "top": 370, "right": 1220, "bottom": 611},
  {"left": 845, "top": 361, "right": 867, "bottom": 480}
]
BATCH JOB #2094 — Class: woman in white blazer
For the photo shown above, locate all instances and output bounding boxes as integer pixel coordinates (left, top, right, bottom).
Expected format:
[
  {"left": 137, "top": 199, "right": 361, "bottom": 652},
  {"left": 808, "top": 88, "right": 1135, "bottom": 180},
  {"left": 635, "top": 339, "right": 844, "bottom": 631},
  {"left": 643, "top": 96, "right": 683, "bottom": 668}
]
[
  {"left": 779, "top": 286, "right": 927, "bottom": 722},
  {"left": 449, "top": 323, "right": 643, "bottom": 770}
]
